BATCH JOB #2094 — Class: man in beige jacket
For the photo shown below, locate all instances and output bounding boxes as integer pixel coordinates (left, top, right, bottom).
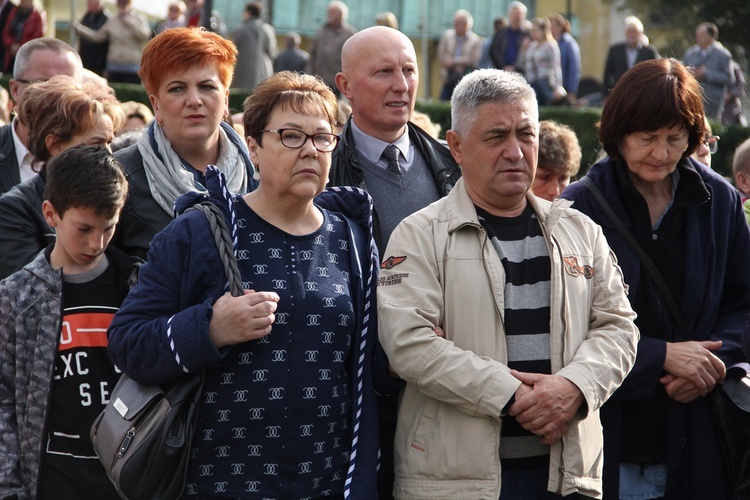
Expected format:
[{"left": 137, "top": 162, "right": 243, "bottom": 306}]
[
  {"left": 437, "top": 9, "right": 482, "bottom": 100},
  {"left": 377, "top": 69, "right": 639, "bottom": 499}
]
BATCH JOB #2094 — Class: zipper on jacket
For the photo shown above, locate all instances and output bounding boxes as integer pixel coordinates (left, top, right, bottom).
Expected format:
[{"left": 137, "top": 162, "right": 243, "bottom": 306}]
[{"left": 34, "top": 271, "right": 65, "bottom": 497}]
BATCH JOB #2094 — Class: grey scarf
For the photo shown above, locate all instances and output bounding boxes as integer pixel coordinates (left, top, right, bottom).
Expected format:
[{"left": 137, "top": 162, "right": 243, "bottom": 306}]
[{"left": 137, "top": 123, "right": 249, "bottom": 214}]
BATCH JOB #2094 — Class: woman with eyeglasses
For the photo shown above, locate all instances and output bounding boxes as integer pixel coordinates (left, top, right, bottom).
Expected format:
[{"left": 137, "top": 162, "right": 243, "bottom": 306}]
[
  {"left": 692, "top": 116, "right": 720, "bottom": 167},
  {"left": 111, "top": 27, "right": 256, "bottom": 259},
  {"left": 108, "top": 71, "right": 382, "bottom": 498},
  {"left": 561, "top": 58, "right": 750, "bottom": 500}
]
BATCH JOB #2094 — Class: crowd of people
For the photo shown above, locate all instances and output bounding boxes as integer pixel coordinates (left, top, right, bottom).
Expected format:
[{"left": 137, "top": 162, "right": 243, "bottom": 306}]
[{"left": 0, "top": 1, "right": 749, "bottom": 500}]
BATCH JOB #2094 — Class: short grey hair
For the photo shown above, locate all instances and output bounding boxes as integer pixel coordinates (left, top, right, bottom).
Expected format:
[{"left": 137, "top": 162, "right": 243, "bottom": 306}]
[
  {"left": 328, "top": 1, "right": 348, "bottom": 21},
  {"left": 13, "top": 38, "right": 82, "bottom": 80},
  {"left": 624, "top": 16, "right": 644, "bottom": 33},
  {"left": 508, "top": 1, "right": 528, "bottom": 17},
  {"left": 454, "top": 9, "right": 474, "bottom": 31},
  {"left": 450, "top": 68, "right": 536, "bottom": 137}
]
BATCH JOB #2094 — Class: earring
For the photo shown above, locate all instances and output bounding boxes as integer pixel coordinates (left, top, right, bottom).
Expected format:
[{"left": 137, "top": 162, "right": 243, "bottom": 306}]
[{"left": 252, "top": 169, "right": 260, "bottom": 181}]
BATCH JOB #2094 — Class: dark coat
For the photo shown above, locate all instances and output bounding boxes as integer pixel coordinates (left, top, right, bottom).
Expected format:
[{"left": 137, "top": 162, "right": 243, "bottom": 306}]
[
  {"left": 489, "top": 25, "right": 530, "bottom": 69},
  {"left": 111, "top": 144, "right": 173, "bottom": 260},
  {"left": 602, "top": 42, "right": 659, "bottom": 96},
  {"left": 78, "top": 8, "right": 110, "bottom": 76},
  {"left": 0, "top": 123, "right": 20, "bottom": 196},
  {"left": 561, "top": 156, "right": 750, "bottom": 499},
  {"left": 0, "top": 173, "right": 52, "bottom": 280}
]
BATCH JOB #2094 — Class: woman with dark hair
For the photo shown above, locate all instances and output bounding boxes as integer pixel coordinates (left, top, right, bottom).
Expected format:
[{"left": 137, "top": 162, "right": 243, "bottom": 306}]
[
  {"left": 562, "top": 58, "right": 750, "bottom": 500},
  {"left": 0, "top": 75, "right": 124, "bottom": 279},
  {"left": 112, "top": 27, "right": 256, "bottom": 259},
  {"left": 108, "top": 71, "right": 381, "bottom": 498}
]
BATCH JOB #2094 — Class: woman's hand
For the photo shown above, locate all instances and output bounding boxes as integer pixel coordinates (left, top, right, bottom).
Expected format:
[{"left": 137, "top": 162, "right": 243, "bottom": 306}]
[
  {"left": 663, "top": 340, "right": 725, "bottom": 396},
  {"left": 659, "top": 374, "right": 704, "bottom": 403},
  {"left": 209, "top": 290, "right": 280, "bottom": 348}
]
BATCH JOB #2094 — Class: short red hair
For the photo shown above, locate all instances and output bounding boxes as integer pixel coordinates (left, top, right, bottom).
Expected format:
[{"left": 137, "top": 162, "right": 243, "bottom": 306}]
[{"left": 139, "top": 27, "right": 237, "bottom": 96}]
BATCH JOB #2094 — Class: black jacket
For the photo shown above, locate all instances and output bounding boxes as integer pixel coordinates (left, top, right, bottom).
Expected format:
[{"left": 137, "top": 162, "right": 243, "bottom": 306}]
[
  {"left": 111, "top": 144, "right": 174, "bottom": 260},
  {"left": 329, "top": 118, "right": 461, "bottom": 249},
  {"left": 0, "top": 173, "right": 53, "bottom": 279},
  {"left": 602, "top": 43, "right": 659, "bottom": 96},
  {"left": 489, "top": 26, "right": 530, "bottom": 70},
  {"left": 78, "top": 9, "right": 110, "bottom": 76},
  {"left": 0, "top": 123, "right": 20, "bottom": 196}
]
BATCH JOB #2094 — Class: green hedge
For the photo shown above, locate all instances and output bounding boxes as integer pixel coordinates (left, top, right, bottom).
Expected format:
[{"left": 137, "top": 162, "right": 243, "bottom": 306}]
[{"left": 3, "top": 78, "right": 748, "bottom": 179}]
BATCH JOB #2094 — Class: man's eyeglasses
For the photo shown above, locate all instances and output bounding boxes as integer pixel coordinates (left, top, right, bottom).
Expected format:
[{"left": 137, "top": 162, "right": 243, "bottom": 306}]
[
  {"left": 704, "top": 135, "right": 720, "bottom": 154},
  {"left": 14, "top": 78, "right": 49, "bottom": 85},
  {"left": 259, "top": 128, "right": 339, "bottom": 153}
]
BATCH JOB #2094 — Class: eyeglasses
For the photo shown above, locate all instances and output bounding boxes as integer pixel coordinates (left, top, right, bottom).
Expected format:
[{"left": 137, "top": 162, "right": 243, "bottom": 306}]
[
  {"left": 704, "top": 135, "right": 720, "bottom": 154},
  {"left": 14, "top": 78, "right": 49, "bottom": 85},
  {"left": 259, "top": 128, "right": 339, "bottom": 153}
]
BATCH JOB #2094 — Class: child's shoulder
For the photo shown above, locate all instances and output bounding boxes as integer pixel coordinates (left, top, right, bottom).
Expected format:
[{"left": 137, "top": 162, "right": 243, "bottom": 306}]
[{"left": 0, "top": 252, "right": 58, "bottom": 309}]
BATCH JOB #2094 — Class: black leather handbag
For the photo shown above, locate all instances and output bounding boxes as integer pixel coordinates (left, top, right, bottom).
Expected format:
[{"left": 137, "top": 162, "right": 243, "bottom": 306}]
[
  {"left": 90, "top": 371, "right": 204, "bottom": 500},
  {"left": 91, "top": 202, "right": 242, "bottom": 499},
  {"left": 707, "top": 366, "right": 750, "bottom": 493}
]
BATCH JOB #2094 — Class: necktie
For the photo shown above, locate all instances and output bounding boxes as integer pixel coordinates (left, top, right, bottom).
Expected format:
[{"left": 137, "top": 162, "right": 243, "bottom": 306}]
[{"left": 383, "top": 144, "right": 402, "bottom": 175}]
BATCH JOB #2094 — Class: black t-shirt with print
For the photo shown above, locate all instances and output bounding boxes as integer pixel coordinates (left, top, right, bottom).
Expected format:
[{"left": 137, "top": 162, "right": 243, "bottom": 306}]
[{"left": 37, "top": 257, "right": 123, "bottom": 499}]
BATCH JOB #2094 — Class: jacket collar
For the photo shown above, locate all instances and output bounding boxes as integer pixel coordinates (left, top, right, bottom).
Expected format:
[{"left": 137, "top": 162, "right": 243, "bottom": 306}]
[{"left": 445, "top": 177, "right": 572, "bottom": 233}]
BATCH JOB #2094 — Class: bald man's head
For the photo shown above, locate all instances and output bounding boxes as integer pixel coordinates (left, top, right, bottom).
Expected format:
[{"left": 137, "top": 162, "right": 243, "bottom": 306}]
[{"left": 336, "top": 27, "right": 419, "bottom": 142}]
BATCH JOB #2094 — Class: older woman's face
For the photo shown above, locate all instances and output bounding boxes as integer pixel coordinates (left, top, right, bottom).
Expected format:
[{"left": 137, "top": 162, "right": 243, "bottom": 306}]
[
  {"left": 51, "top": 112, "right": 115, "bottom": 156},
  {"left": 620, "top": 124, "right": 688, "bottom": 186},
  {"left": 246, "top": 107, "right": 334, "bottom": 204},
  {"left": 150, "top": 64, "right": 228, "bottom": 150}
]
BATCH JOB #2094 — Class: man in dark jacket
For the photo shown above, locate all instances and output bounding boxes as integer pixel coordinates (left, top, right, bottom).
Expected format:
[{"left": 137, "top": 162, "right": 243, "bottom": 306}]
[
  {"left": 332, "top": 26, "right": 461, "bottom": 253},
  {"left": 602, "top": 16, "right": 659, "bottom": 98},
  {"left": 0, "top": 38, "right": 82, "bottom": 195},
  {"left": 78, "top": 0, "right": 109, "bottom": 76},
  {"left": 489, "top": 1, "right": 530, "bottom": 73},
  {"left": 331, "top": 25, "right": 461, "bottom": 499}
]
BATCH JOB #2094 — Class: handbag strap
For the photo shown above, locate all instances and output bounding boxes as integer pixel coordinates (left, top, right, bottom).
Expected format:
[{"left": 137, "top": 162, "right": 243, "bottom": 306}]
[
  {"left": 579, "top": 175, "right": 692, "bottom": 337},
  {"left": 187, "top": 201, "right": 244, "bottom": 298}
]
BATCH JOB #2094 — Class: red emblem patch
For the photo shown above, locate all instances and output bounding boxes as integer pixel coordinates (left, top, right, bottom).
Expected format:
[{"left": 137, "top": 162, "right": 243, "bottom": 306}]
[{"left": 381, "top": 255, "right": 407, "bottom": 270}]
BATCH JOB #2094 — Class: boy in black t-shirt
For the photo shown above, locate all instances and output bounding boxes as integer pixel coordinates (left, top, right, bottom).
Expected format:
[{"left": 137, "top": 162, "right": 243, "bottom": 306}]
[{"left": 0, "top": 145, "right": 139, "bottom": 499}]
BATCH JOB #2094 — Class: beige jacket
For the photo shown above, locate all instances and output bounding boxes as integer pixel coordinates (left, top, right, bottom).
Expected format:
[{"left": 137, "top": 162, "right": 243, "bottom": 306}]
[
  {"left": 436, "top": 29, "right": 482, "bottom": 82},
  {"left": 73, "top": 11, "right": 150, "bottom": 67},
  {"left": 378, "top": 179, "right": 638, "bottom": 499}
]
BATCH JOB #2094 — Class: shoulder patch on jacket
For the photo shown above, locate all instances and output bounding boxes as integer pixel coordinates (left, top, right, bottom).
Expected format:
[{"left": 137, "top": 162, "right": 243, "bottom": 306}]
[
  {"left": 381, "top": 255, "right": 407, "bottom": 270},
  {"left": 563, "top": 256, "right": 595, "bottom": 279}
]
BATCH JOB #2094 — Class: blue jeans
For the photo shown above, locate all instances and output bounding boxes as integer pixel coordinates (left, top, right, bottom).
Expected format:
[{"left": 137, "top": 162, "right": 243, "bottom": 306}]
[
  {"left": 499, "top": 466, "right": 587, "bottom": 500},
  {"left": 619, "top": 462, "right": 667, "bottom": 500},
  {"left": 531, "top": 80, "right": 553, "bottom": 107}
]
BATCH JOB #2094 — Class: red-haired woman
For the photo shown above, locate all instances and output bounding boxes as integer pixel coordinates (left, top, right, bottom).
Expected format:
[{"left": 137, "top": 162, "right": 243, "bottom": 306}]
[{"left": 112, "top": 27, "right": 257, "bottom": 259}]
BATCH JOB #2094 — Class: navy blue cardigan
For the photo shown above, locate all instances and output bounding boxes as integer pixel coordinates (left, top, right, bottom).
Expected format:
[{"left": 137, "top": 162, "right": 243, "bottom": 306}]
[
  {"left": 562, "top": 156, "right": 750, "bottom": 499},
  {"left": 108, "top": 167, "right": 380, "bottom": 499}
]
